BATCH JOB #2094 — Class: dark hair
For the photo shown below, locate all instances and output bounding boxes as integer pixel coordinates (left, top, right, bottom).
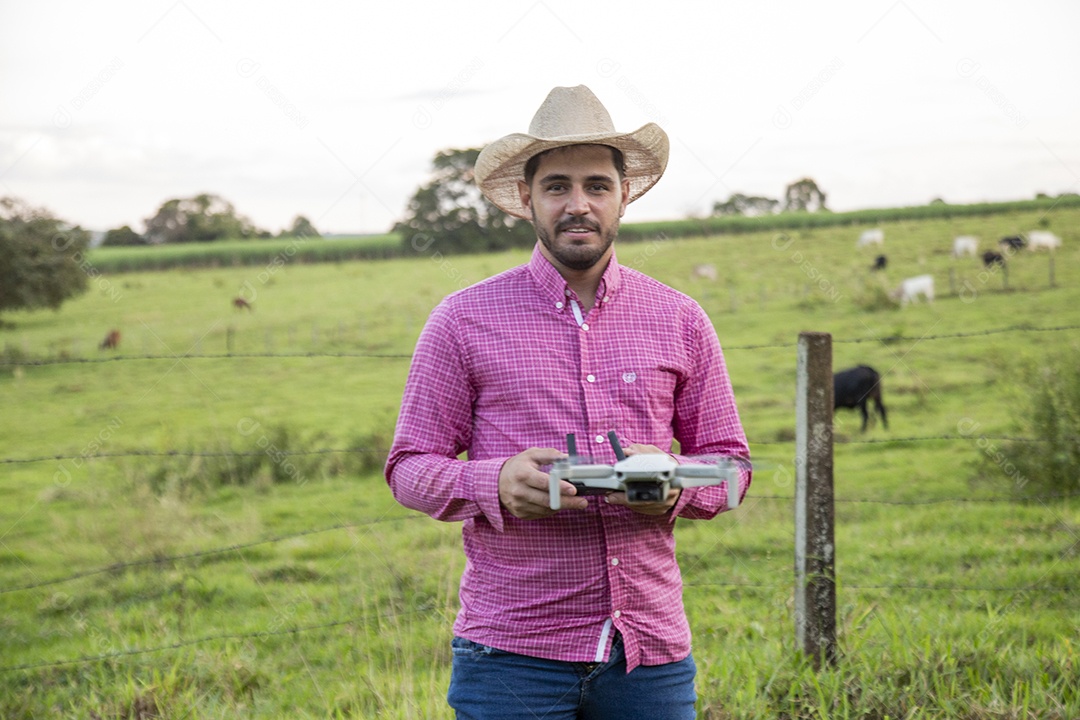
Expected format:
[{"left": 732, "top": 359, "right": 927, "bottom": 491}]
[{"left": 523, "top": 145, "right": 626, "bottom": 186}]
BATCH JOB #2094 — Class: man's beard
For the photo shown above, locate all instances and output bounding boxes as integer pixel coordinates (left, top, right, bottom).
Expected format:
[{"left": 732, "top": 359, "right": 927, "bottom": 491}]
[{"left": 534, "top": 214, "right": 619, "bottom": 271}]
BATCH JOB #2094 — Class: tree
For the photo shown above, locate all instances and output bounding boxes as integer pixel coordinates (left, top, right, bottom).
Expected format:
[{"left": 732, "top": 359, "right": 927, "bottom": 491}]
[
  {"left": 394, "top": 148, "right": 534, "bottom": 254},
  {"left": 143, "top": 193, "right": 263, "bottom": 244},
  {"left": 712, "top": 192, "right": 780, "bottom": 217},
  {"left": 101, "top": 224, "right": 145, "bottom": 246},
  {"left": 0, "top": 197, "right": 89, "bottom": 317},
  {"left": 782, "top": 178, "right": 828, "bottom": 213},
  {"left": 280, "top": 215, "right": 320, "bottom": 239}
]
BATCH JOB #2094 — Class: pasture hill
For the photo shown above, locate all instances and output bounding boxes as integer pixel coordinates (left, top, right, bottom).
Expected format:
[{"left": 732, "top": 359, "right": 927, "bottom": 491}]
[
  {"left": 80, "top": 193, "right": 1080, "bottom": 271},
  {"left": 1, "top": 198, "right": 1078, "bottom": 718}
]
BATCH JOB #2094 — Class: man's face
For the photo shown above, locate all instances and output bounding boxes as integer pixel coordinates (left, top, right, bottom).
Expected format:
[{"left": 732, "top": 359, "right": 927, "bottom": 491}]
[{"left": 518, "top": 145, "right": 630, "bottom": 273}]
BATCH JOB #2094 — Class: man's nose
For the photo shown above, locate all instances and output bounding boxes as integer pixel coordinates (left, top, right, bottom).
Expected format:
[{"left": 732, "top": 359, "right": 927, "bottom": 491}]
[{"left": 566, "top": 186, "right": 590, "bottom": 215}]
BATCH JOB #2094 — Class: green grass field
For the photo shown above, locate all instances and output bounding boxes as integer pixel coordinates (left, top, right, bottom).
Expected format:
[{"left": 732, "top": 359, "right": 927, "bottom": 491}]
[{"left": 1, "top": 206, "right": 1078, "bottom": 718}]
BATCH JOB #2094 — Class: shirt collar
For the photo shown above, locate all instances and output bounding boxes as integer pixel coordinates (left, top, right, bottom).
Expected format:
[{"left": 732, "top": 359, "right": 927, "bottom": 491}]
[{"left": 527, "top": 243, "right": 624, "bottom": 306}]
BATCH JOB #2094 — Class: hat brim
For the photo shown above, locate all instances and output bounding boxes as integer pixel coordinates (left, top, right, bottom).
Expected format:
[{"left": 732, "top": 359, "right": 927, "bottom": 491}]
[{"left": 475, "top": 123, "right": 669, "bottom": 220}]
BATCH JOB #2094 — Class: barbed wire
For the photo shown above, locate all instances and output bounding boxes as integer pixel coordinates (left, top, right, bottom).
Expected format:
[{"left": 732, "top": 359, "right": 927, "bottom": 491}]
[
  {"left": 0, "top": 351, "right": 412, "bottom": 369},
  {"left": 0, "top": 447, "right": 385, "bottom": 465},
  {"left": 5, "top": 574, "right": 1076, "bottom": 674},
  {"left": 4, "top": 323, "right": 1079, "bottom": 366},
  {"left": 0, "top": 515, "right": 421, "bottom": 595},
  {"left": 7, "top": 488, "right": 1077, "bottom": 597},
  {"left": 749, "top": 492, "right": 1080, "bottom": 505},
  {"left": 0, "top": 606, "right": 430, "bottom": 674},
  {"left": 751, "top": 434, "right": 1048, "bottom": 446},
  {"left": 0, "top": 434, "right": 1050, "bottom": 466},
  {"left": 684, "top": 580, "right": 1078, "bottom": 593}
]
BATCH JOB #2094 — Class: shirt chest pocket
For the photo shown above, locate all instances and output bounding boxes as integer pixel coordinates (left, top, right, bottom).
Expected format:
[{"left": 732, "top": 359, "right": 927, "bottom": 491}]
[{"left": 614, "top": 367, "right": 679, "bottom": 434}]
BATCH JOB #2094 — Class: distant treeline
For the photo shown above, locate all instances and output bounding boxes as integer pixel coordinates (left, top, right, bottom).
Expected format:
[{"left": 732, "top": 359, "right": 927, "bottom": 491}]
[{"left": 87, "top": 195, "right": 1080, "bottom": 273}]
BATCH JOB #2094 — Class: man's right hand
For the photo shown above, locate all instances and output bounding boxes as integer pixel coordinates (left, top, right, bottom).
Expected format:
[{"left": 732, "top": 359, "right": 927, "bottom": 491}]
[{"left": 498, "top": 448, "right": 589, "bottom": 519}]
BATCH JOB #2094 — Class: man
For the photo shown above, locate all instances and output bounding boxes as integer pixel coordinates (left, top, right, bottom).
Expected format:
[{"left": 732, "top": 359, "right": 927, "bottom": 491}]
[{"left": 385, "top": 85, "right": 750, "bottom": 719}]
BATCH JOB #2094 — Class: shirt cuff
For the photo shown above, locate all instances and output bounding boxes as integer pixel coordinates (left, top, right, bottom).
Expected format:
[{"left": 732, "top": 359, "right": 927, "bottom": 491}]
[{"left": 470, "top": 458, "right": 506, "bottom": 532}]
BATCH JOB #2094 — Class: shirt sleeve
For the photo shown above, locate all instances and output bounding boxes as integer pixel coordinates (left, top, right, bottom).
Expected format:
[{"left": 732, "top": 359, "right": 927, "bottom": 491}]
[
  {"left": 384, "top": 300, "right": 507, "bottom": 531},
  {"left": 668, "top": 305, "right": 752, "bottom": 520}
]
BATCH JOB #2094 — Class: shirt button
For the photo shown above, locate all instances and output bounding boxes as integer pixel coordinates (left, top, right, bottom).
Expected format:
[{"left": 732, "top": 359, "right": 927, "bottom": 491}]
[
  {"left": 602, "top": 296, "right": 610, "bottom": 303},
  {"left": 595, "top": 435, "right": 605, "bottom": 444},
  {"left": 586, "top": 374, "right": 595, "bottom": 383},
  {"left": 610, "top": 558, "right": 619, "bottom": 566},
  {"left": 581, "top": 323, "right": 590, "bottom": 331},
  {"left": 613, "top": 610, "right": 622, "bottom": 618},
  {"left": 555, "top": 301, "right": 564, "bottom": 309},
  {"left": 565, "top": 289, "right": 572, "bottom": 296}
]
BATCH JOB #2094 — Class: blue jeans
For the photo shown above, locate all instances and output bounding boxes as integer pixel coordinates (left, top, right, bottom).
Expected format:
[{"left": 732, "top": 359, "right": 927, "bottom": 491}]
[{"left": 447, "top": 634, "right": 697, "bottom": 719}]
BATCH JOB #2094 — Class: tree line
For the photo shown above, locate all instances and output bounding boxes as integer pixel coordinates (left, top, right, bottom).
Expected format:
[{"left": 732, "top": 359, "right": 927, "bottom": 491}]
[
  {"left": 6, "top": 145, "right": 1073, "bottom": 319},
  {"left": 102, "top": 193, "right": 319, "bottom": 246}
]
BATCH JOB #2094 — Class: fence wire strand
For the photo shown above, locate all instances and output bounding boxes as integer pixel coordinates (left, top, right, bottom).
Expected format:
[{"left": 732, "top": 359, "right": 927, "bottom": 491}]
[
  {"left": 0, "top": 515, "right": 420, "bottom": 595},
  {"left": 5, "top": 489, "right": 1077, "bottom": 598},
  {"left": 3, "top": 323, "right": 1079, "bottom": 366},
  {"left": 0, "top": 606, "right": 429, "bottom": 674},
  {"left": 5, "top": 575, "right": 1076, "bottom": 674},
  {"left": 0, "top": 435, "right": 1052, "bottom": 466}
]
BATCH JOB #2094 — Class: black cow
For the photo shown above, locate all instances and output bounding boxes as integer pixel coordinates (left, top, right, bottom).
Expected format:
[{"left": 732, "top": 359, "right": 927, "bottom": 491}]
[
  {"left": 1000, "top": 236, "right": 1025, "bottom": 251},
  {"left": 871, "top": 254, "right": 887, "bottom": 271},
  {"left": 834, "top": 365, "right": 888, "bottom": 432},
  {"left": 982, "top": 250, "right": 1005, "bottom": 268}
]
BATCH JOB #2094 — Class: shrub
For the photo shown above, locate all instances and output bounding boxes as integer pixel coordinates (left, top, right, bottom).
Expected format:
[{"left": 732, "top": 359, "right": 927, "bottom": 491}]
[
  {"left": 981, "top": 349, "right": 1080, "bottom": 495},
  {"left": 121, "top": 426, "right": 392, "bottom": 497}
]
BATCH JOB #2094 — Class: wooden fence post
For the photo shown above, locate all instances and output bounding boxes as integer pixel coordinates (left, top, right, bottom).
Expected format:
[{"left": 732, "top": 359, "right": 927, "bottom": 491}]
[{"left": 795, "top": 331, "right": 837, "bottom": 668}]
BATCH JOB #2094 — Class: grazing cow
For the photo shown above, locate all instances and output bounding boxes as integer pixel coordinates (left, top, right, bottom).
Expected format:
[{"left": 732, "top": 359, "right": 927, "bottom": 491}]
[
  {"left": 857, "top": 228, "right": 884, "bottom": 248},
  {"left": 871, "top": 254, "right": 887, "bottom": 271},
  {"left": 233, "top": 297, "right": 253, "bottom": 311},
  {"left": 1026, "top": 230, "right": 1062, "bottom": 251},
  {"left": 892, "top": 274, "right": 934, "bottom": 306},
  {"left": 691, "top": 263, "right": 717, "bottom": 282},
  {"left": 99, "top": 329, "right": 121, "bottom": 350},
  {"left": 1000, "top": 236, "right": 1025, "bottom": 251},
  {"left": 952, "top": 235, "right": 978, "bottom": 257},
  {"left": 834, "top": 365, "right": 888, "bottom": 432},
  {"left": 982, "top": 250, "right": 1005, "bottom": 268}
]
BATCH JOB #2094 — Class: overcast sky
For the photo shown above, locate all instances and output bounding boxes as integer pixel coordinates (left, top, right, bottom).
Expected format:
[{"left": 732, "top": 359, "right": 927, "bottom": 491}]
[{"left": 2, "top": 1, "right": 1078, "bottom": 235}]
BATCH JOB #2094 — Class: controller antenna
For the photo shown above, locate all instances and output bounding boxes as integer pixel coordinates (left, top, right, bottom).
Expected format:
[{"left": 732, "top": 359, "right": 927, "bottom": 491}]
[
  {"left": 607, "top": 430, "right": 626, "bottom": 461},
  {"left": 566, "top": 433, "right": 577, "bottom": 458}
]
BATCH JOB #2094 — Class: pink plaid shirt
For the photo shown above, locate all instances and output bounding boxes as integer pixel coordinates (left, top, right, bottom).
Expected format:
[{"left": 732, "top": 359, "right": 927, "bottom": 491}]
[{"left": 386, "top": 245, "right": 750, "bottom": 672}]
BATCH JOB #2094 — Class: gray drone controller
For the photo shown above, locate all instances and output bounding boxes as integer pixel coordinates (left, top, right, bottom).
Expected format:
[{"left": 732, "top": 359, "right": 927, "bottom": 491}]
[{"left": 548, "top": 432, "right": 741, "bottom": 510}]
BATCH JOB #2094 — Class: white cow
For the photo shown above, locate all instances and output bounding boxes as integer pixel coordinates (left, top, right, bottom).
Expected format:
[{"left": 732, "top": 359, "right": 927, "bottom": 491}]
[
  {"left": 952, "top": 235, "right": 979, "bottom": 257},
  {"left": 691, "top": 263, "right": 717, "bottom": 281},
  {"left": 892, "top": 274, "right": 934, "bottom": 306},
  {"left": 1027, "top": 230, "right": 1062, "bottom": 251},
  {"left": 857, "top": 228, "right": 884, "bottom": 248}
]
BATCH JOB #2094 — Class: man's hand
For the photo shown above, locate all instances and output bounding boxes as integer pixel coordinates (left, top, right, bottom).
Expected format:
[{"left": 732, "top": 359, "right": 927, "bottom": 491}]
[
  {"left": 604, "top": 443, "right": 682, "bottom": 516},
  {"left": 499, "top": 448, "right": 589, "bottom": 519}
]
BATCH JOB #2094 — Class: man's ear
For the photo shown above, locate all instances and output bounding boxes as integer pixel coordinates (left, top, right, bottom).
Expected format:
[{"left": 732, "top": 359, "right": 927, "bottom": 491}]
[
  {"left": 517, "top": 180, "right": 532, "bottom": 215},
  {"left": 619, "top": 177, "right": 631, "bottom": 217}
]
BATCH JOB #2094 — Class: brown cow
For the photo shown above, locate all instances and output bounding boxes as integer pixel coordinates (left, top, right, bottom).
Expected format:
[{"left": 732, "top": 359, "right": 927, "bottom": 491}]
[
  {"left": 233, "top": 297, "right": 253, "bottom": 311},
  {"left": 99, "top": 329, "right": 121, "bottom": 350}
]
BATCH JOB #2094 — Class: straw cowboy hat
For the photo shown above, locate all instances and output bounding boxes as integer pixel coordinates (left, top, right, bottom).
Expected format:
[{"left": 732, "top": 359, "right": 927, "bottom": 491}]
[{"left": 474, "top": 85, "right": 670, "bottom": 220}]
